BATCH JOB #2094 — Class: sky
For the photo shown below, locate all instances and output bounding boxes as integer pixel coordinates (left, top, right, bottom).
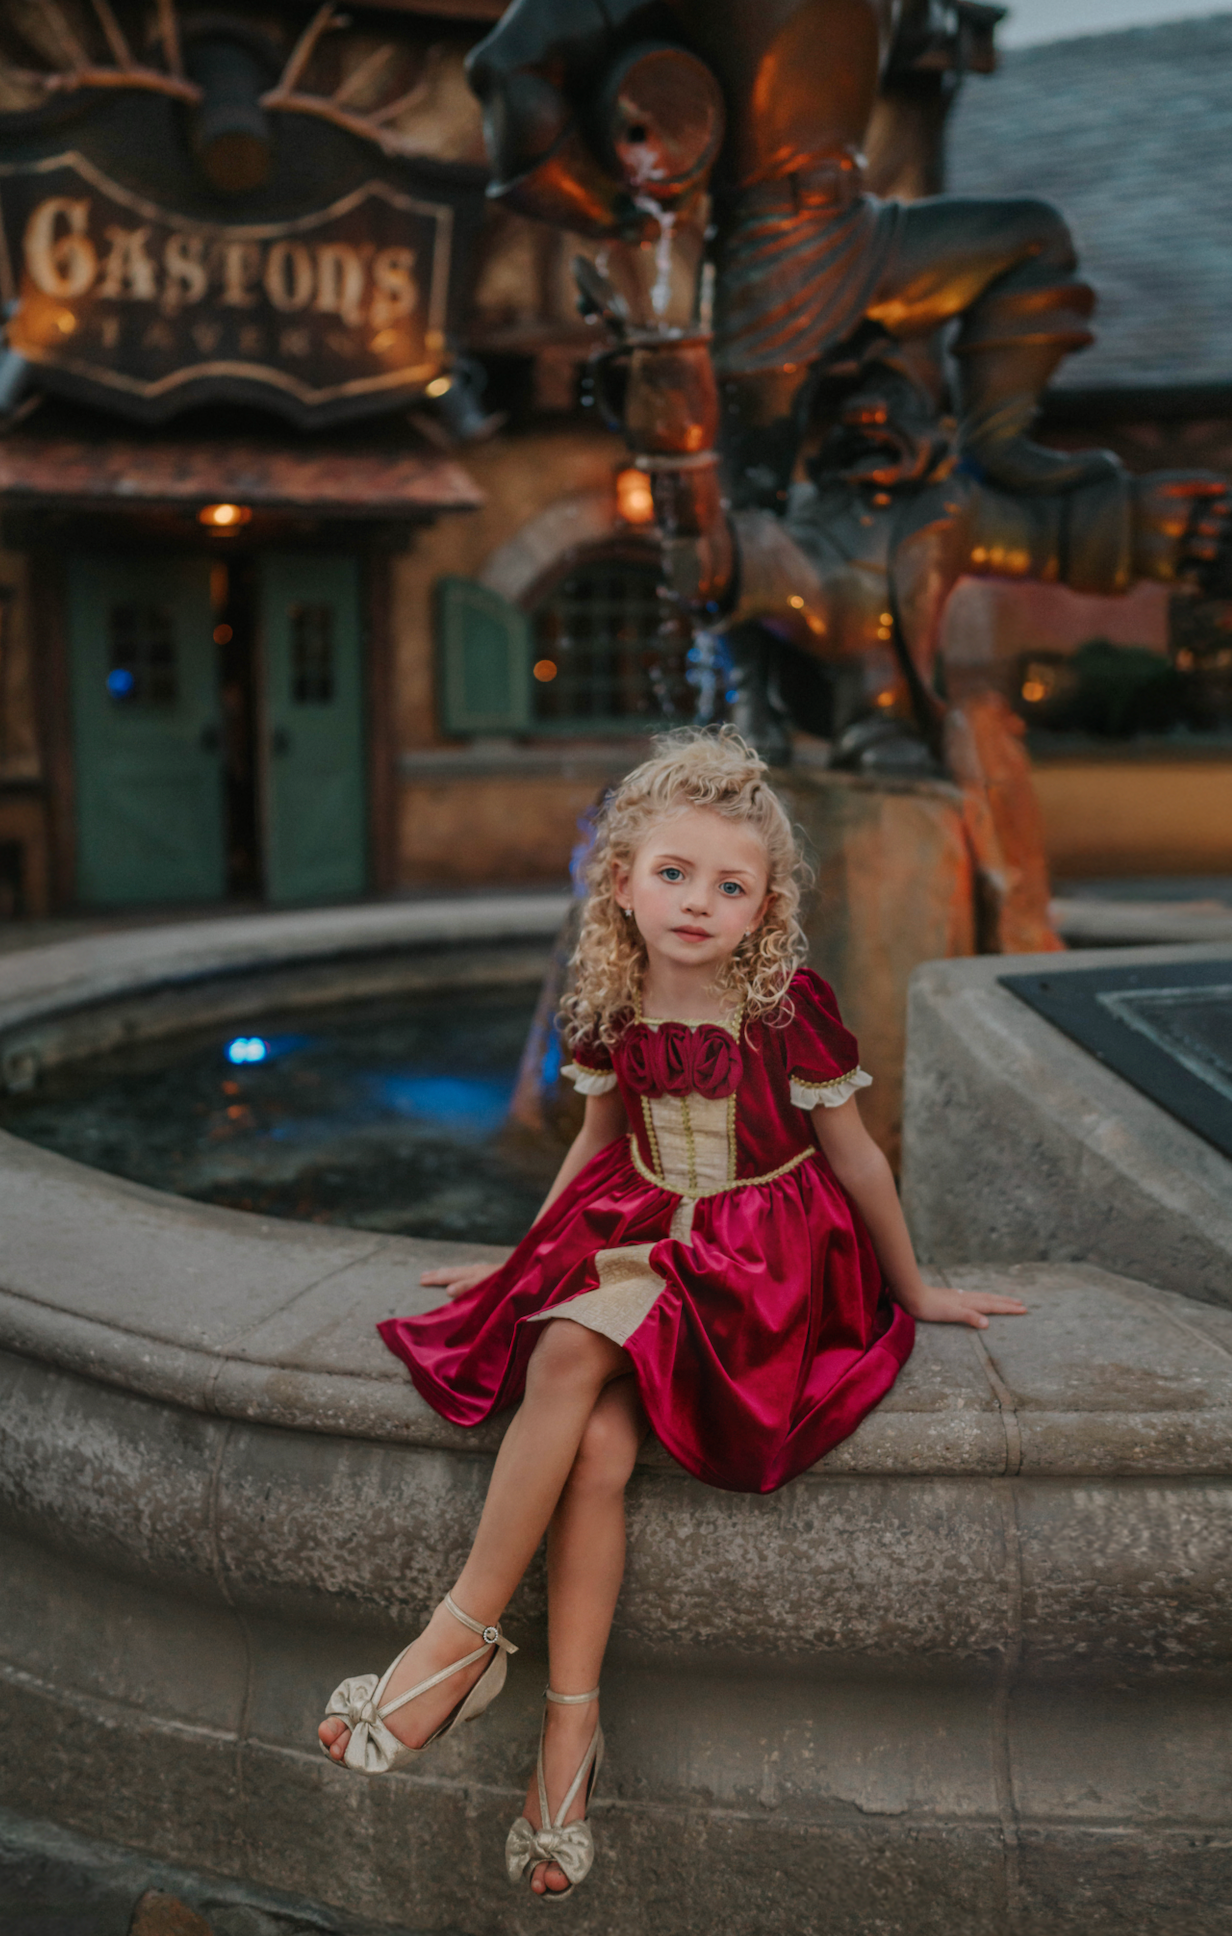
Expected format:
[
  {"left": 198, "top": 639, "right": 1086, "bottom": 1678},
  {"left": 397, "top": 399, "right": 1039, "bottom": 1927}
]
[{"left": 1000, "top": 0, "right": 1231, "bottom": 44}]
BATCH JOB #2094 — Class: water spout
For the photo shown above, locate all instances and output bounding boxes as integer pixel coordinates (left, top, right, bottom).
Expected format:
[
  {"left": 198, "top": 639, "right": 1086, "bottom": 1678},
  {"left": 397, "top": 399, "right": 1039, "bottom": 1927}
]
[{"left": 633, "top": 195, "right": 677, "bottom": 324}]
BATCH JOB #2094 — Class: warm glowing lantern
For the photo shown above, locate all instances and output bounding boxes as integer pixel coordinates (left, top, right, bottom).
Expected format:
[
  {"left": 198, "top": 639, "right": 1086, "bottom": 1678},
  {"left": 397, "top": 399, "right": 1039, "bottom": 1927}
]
[
  {"left": 616, "top": 467, "right": 655, "bottom": 526},
  {"left": 198, "top": 503, "right": 252, "bottom": 530}
]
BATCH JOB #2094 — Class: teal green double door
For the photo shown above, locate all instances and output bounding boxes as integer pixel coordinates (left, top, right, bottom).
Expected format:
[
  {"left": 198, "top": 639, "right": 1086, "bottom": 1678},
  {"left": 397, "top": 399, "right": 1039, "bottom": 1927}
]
[{"left": 69, "top": 554, "right": 367, "bottom": 906}]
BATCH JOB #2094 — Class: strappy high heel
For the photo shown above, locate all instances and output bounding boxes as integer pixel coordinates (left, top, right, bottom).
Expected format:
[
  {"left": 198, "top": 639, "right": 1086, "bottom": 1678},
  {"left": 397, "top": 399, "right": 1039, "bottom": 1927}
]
[
  {"left": 320, "top": 1593, "right": 516, "bottom": 1775},
  {"left": 505, "top": 1687, "right": 603, "bottom": 1898}
]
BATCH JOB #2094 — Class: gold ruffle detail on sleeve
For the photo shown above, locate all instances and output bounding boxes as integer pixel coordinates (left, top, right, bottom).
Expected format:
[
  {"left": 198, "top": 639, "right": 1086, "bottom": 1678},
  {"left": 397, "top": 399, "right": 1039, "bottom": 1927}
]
[
  {"left": 562, "top": 1062, "right": 618, "bottom": 1097},
  {"left": 789, "top": 1067, "right": 872, "bottom": 1110}
]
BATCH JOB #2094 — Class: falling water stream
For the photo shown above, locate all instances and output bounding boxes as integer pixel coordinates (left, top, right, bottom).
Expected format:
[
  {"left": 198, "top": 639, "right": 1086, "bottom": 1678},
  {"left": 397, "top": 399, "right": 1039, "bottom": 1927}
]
[{"left": 634, "top": 195, "right": 677, "bottom": 321}]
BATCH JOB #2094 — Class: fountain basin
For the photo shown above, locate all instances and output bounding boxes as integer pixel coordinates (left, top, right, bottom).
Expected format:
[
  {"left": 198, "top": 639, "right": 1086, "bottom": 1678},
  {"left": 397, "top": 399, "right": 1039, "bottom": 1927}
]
[
  {"left": 0, "top": 906, "right": 1230, "bottom": 1934},
  {"left": 902, "top": 943, "right": 1232, "bottom": 1305}
]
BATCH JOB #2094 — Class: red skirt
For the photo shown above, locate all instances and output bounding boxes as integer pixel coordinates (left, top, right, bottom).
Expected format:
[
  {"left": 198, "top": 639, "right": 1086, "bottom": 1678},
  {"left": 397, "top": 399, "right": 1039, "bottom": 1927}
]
[{"left": 379, "top": 1135, "right": 913, "bottom": 1495}]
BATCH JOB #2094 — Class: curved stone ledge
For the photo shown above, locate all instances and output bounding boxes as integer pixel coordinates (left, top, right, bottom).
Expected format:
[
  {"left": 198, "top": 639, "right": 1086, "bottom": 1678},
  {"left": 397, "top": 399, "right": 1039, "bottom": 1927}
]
[
  {"left": 902, "top": 944, "right": 1232, "bottom": 1306},
  {"left": 5, "top": 1261, "right": 1232, "bottom": 1675},
  {"left": 2, "top": 911, "right": 1232, "bottom": 1930}
]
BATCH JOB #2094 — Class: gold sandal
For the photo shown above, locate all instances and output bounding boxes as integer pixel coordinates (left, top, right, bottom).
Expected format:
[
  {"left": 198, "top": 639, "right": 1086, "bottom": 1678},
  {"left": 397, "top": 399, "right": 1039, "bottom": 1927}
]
[
  {"left": 320, "top": 1593, "right": 516, "bottom": 1775},
  {"left": 505, "top": 1687, "right": 603, "bottom": 1898}
]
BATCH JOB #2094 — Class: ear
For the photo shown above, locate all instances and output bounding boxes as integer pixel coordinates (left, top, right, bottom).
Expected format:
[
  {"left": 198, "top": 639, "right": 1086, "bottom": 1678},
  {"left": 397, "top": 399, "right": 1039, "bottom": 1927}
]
[{"left": 611, "top": 858, "right": 632, "bottom": 905}]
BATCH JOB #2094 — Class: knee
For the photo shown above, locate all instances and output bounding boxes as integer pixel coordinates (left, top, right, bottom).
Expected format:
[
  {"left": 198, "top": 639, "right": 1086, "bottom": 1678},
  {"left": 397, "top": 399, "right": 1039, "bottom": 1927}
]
[
  {"left": 568, "top": 1404, "right": 640, "bottom": 1497},
  {"left": 526, "top": 1319, "right": 612, "bottom": 1393},
  {"left": 994, "top": 196, "right": 1077, "bottom": 272}
]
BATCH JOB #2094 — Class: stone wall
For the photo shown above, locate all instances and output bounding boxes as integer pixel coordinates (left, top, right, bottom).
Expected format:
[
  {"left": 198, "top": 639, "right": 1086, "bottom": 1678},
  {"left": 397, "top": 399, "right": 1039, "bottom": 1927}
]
[
  {"left": 902, "top": 943, "right": 1232, "bottom": 1305},
  {"left": 0, "top": 912, "right": 1230, "bottom": 1932}
]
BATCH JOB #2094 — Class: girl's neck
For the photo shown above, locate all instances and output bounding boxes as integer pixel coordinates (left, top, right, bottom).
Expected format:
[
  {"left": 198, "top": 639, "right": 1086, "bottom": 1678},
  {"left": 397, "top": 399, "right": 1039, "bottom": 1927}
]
[{"left": 639, "top": 953, "right": 737, "bottom": 1025}]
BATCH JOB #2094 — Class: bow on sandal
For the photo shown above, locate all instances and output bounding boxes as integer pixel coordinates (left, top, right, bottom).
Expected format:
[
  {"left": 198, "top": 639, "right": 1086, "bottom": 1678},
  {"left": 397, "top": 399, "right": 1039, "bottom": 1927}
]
[
  {"left": 320, "top": 1593, "right": 516, "bottom": 1775},
  {"left": 506, "top": 1687, "right": 604, "bottom": 1898}
]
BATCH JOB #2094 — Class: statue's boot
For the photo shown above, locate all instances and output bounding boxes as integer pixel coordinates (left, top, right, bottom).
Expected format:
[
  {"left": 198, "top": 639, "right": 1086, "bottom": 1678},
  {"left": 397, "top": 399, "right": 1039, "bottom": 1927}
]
[{"left": 953, "top": 269, "right": 1121, "bottom": 495}]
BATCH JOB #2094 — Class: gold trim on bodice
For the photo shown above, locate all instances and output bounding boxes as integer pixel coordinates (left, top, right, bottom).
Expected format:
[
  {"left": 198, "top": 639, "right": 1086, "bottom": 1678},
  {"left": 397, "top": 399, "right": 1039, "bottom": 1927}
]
[
  {"left": 629, "top": 1130, "right": 814, "bottom": 1199},
  {"left": 640, "top": 1092, "right": 732, "bottom": 1195},
  {"left": 633, "top": 989, "right": 743, "bottom": 1036},
  {"left": 628, "top": 991, "right": 813, "bottom": 1197}
]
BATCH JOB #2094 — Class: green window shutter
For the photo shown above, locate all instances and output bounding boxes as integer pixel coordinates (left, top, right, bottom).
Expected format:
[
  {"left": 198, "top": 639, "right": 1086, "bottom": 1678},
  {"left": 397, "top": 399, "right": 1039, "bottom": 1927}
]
[{"left": 437, "top": 576, "right": 532, "bottom": 735}]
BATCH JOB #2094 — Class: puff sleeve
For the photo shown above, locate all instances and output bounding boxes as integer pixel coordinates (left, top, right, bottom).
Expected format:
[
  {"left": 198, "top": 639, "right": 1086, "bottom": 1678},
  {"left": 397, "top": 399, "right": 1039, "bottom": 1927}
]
[
  {"left": 778, "top": 968, "right": 872, "bottom": 1110},
  {"left": 561, "top": 1030, "right": 618, "bottom": 1097}
]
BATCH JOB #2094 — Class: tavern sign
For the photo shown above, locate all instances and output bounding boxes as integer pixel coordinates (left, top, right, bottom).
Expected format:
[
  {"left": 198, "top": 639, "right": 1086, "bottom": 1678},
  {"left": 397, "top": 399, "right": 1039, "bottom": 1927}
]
[
  {"left": 0, "top": 6, "right": 489, "bottom": 430},
  {"left": 1, "top": 156, "right": 451, "bottom": 424}
]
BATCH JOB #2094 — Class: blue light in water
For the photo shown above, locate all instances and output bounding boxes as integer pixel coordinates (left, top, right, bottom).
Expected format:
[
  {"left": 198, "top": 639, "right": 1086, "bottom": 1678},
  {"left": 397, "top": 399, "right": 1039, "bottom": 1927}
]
[
  {"left": 106, "top": 667, "right": 135, "bottom": 698},
  {"left": 226, "top": 1036, "right": 269, "bottom": 1065},
  {"left": 375, "top": 1073, "right": 512, "bottom": 1138}
]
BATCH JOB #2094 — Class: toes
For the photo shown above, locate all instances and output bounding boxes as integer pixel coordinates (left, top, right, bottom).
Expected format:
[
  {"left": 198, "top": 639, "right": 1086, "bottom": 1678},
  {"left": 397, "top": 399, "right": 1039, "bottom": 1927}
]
[
  {"left": 318, "top": 1718, "right": 350, "bottom": 1759},
  {"left": 530, "top": 1862, "right": 569, "bottom": 1895}
]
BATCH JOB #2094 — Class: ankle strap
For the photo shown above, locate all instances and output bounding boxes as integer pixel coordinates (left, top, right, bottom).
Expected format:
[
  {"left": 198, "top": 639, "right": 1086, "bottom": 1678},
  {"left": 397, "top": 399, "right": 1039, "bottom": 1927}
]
[
  {"left": 546, "top": 1685, "right": 600, "bottom": 1704},
  {"left": 443, "top": 1592, "right": 517, "bottom": 1653}
]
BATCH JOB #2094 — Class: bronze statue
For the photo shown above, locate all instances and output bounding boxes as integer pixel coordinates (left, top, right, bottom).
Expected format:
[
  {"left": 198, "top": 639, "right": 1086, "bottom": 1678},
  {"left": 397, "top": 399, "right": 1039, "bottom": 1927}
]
[
  {"left": 470, "top": 0, "right": 1121, "bottom": 497},
  {"left": 468, "top": 0, "right": 1232, "bottom": 950}
]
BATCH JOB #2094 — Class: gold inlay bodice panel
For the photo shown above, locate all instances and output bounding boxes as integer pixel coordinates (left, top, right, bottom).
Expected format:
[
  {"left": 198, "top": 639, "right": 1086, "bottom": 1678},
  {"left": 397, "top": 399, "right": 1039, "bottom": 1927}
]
[{"left": 642, "top": 1092, "right": 734, "bottom": 1196}]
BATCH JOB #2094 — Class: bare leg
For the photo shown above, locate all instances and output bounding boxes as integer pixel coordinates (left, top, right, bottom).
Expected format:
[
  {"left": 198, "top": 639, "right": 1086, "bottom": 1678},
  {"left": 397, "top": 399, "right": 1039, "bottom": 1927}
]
[
  {"left": 522, "top": 1373, "right": 646, "bottom": 1894},
  {"left": 319, "top": 1320, "right": 632, "bottom": 1760}
]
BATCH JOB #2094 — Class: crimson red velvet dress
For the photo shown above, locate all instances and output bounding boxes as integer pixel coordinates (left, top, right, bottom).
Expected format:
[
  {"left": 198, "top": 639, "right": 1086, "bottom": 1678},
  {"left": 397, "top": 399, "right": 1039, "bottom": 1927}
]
[{"left": 378, "top": 968, "right": 914, "bottom": 1494}]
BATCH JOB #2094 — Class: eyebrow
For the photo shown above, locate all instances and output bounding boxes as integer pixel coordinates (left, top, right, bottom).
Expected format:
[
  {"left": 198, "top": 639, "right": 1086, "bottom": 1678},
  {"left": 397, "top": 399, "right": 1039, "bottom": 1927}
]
[{"left": 651, "top": 852, "right": 759, "bottom": 879}]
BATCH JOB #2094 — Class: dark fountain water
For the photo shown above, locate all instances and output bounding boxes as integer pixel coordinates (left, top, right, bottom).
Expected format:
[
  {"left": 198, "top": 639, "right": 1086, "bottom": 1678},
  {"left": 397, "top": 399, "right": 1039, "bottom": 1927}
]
[{"left": 0, "top": 982, "right": 558, "bottom": 1245}]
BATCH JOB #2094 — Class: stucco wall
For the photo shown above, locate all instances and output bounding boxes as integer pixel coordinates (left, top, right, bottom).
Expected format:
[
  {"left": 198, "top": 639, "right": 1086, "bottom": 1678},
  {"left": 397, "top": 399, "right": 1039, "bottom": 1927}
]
[{"left": 389, "top": 422, "right": 635, "bottom": 888}]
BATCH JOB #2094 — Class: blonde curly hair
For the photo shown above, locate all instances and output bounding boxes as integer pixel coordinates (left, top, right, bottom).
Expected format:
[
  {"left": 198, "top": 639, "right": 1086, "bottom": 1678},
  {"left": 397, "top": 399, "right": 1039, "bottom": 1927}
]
[{"left": 561, "top": 727, "right": 810, "bottom": 1050}]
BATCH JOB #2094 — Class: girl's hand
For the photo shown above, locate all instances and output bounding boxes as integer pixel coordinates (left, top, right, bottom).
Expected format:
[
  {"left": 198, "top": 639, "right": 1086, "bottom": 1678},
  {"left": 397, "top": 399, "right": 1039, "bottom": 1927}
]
[
  {"left": 420, "top": 1263, "right": 494, "bottom": 1300},
  {"left": 895, "top": 1282, "right": 1028, "bottom": 1330}
]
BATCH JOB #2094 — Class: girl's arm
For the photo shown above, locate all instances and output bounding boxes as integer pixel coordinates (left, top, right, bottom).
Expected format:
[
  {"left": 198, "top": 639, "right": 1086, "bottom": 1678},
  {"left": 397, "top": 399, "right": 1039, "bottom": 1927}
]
[
  {"left": 810, "top": 1097, "right": 1027, "bottom": 1328},
  {"left": 421, "top": 1089, "right": 630, "bottom": 1299}
]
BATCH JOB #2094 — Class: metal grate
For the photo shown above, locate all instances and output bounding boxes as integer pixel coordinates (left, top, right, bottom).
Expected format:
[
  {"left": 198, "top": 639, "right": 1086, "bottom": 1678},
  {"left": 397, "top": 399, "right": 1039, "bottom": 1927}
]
[
  {"left": 530, "top": 558, "right": 687, "bottom": 727},
  {"left": 290, "top": 604, "right": 335, "bottom": 704},
  {"left": 107, "top": 603, "right": 177, "bottom": 707},
  {"left": 1002, "top": 959, "right": 1232, "bottom": 1161}
]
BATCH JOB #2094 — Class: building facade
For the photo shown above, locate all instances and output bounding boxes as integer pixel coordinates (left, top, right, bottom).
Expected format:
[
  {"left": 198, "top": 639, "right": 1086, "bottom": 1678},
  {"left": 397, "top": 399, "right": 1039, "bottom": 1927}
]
[
  {"left": 0, "top": 0, "right": 669, "bottom": 913},
  {"left": 0, "top": 4, "right": 1226, "bottom": 917}
]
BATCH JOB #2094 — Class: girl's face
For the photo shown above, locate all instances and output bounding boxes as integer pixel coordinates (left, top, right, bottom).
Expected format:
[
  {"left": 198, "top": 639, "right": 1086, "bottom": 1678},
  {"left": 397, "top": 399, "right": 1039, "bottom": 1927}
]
[{"left": 613, "top": 807, "right": 771, "bottom": 977}]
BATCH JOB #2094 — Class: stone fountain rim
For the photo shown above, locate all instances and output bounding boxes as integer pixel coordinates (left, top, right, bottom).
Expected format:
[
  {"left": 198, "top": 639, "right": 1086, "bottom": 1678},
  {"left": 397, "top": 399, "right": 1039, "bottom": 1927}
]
[
  {"left": 0, "top": 894, "right": 570, "bottom": 1454},
  {"left": 1, "top": 913, "right": 1232, "bottom": 1483}
]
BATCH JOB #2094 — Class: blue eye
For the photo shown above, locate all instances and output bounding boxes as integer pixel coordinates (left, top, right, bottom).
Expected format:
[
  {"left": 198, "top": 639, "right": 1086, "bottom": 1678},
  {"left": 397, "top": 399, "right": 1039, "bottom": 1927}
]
[
  {"left": 719, "top": 881, "right": 743, "bottom": 896},
  {"left": 660, "top": 867, "right": 684, "bottom": 882}
]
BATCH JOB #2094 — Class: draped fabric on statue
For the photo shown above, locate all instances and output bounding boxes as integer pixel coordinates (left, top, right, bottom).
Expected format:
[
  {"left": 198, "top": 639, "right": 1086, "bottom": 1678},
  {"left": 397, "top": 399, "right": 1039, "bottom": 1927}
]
[
  {"left": 712, "top": 189, "right": 903, "bottom": 374},
  {"left": 378, "top": 969, "right": 913, "bottom": 1495}
]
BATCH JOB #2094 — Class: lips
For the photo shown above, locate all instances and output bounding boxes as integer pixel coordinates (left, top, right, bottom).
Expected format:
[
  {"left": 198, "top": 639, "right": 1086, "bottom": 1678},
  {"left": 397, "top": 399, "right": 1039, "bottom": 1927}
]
[{"left": 672, "top": 926, "right": 711, "bottom": 941}]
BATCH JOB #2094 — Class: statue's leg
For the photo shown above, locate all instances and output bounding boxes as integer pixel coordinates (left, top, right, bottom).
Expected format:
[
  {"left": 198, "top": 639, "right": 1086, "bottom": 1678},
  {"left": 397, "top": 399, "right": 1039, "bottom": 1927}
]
[
  {"left": 716, "top": 365, "right": 819, "bottom": 513},
  {"left": 866, "top": 195, "right": 1120, "bottom": 495}
]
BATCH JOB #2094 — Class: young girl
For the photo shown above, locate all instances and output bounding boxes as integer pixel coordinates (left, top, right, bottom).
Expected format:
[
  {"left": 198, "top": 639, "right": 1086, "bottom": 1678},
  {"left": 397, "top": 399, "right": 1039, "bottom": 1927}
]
[{"left": 318, "top": 728, "right": 1025, "bottom": 1898}]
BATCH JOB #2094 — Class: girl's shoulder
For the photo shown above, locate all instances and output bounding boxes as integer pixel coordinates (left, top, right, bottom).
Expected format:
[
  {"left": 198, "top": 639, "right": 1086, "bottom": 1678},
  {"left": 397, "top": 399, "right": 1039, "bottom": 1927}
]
[
  {"left": 567, "top": 1029, "right": 613, "bottom": 1074},
  {"left": 560, "top": 1006, "right": 638, "bottom": 1094},
  {"left": 752, "top": 967, "right": 862, "bottom": 1083}
]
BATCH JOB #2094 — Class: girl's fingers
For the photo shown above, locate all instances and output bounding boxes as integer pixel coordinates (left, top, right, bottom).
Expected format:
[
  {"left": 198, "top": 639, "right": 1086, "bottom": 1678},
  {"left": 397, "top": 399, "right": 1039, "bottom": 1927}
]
[
  {"left": 419, "top": 1263, "right": 489, "bottom": 1287},
  {"left": 957, "top": 1297, "right": 1027, "bottom": 1326},
  {"left": 912, "top": 1287, "right": 1028, "bottom": 1327}
]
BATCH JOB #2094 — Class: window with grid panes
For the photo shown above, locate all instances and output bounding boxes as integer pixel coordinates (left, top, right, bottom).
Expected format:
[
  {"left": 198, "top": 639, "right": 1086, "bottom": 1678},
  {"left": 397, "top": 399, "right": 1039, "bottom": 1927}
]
[
  {"left": 529, "top": 554, "right": 688, "bottom": 729},
  {"left": 106, "top": 603, "right": 177, "bottom": 707},
  {"left": 290, "top": 603, "right": 335, "bottom": 704}
]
